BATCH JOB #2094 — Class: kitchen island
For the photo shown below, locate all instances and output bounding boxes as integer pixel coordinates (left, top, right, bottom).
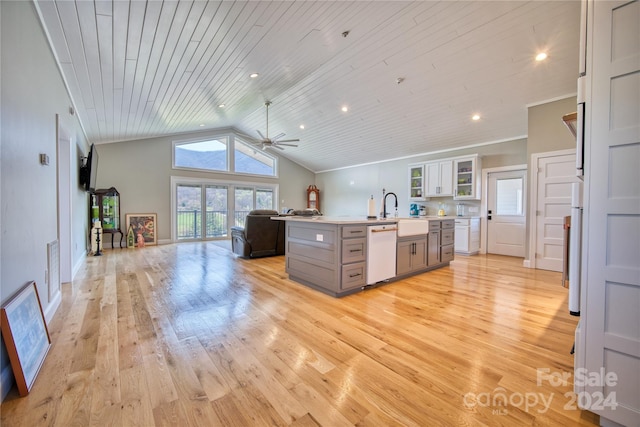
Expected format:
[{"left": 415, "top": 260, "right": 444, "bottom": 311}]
[{"left": 272, "top": 216, "right": 455, "bottom": 297}]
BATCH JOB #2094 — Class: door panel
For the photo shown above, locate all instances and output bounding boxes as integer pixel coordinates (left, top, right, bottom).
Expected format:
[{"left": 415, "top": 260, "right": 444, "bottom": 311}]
[
  {"left": 487, "top": 170, "right": 526, "bottom": 257},
  {"left": 234, "top": 187, "right": 254, "bottom": 228},
  {"left": 534, "top": 154, "right": 576, "bottom": 271},
  {"left": 176, "top": 184, "right": 202, "bottom": 240},
  {"left": 205, "top": 185, "right": 228, "bottom": 238},
  {"left": 580, "top": 1, "right": 640, "bottom": 424}
]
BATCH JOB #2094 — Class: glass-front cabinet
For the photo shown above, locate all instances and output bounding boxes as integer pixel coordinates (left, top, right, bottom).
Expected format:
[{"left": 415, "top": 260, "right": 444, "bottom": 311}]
[
  {"left": 91, "top": 187, "right": 123, "bottom": 247},
  {"left": 408, "top": 164, "right": 426, "bottom": 200},
  {"left": 454, "top": 155, "right": 481, "bottom": 200}
]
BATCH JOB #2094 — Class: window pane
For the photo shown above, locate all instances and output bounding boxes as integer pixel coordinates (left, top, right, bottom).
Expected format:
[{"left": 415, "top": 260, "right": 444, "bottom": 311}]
[
  {"left": 234, "top": 139, "right": 276, "bottom": 176},
  {"left": 176, "top": 185, "right": 202, "bottom": 239},
  {"left": 234, "top": 187, "right": 253, "bottom": 227},
  {"left": 174, "top": 138, "right": 228, "bottom": 171},
  {"left": 496, "top": 178, "right": 523, "bottom": 215},
  {"left": 256, "top": 189, "right": 274, "bottom": 210},
  {"left": 205, "top": 186, "right": 227, "bottom": 238}
]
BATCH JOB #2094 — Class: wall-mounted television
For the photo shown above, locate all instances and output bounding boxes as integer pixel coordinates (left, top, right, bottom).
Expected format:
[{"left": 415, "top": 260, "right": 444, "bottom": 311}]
[{"left": 79, "top": 143, "right": 99, "bottom": 193}]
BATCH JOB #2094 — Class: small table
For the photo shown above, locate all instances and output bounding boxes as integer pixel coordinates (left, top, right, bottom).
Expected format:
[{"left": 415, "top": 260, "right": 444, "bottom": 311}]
[{"left": 103, "top": 229, "right": 124, "bottom": 248}]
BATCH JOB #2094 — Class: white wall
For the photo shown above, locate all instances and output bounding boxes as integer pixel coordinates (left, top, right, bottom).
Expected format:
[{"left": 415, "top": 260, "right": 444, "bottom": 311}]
[
  {"left": 96, "top": 132, "right": 315, "bottom": 241},
  {"left": 524, "top": 96, "right": 577, "bottom": 260},
  {"left": 1, "top": 1, "right": 89, "bottom": 400},
  {"left": 316, "top": 139, "right": 527, "bottom": 217}
]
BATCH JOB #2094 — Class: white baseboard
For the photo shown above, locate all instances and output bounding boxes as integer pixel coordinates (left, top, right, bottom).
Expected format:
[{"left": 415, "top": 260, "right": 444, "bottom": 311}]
[
  {"left": 72, "top": 250, "right": 86, "bottom": 279},
  {"left": 44, "top": 290, "right": 61, "bottom": 324}
]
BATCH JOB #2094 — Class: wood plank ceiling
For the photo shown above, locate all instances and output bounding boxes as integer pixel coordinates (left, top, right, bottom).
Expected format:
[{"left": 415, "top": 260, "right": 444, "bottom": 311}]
[{"left": 35, "top": 1, "right": 580, "bottom": 172}]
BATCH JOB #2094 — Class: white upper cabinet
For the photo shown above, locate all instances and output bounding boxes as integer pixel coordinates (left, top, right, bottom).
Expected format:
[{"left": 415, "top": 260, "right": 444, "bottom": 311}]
[
  {"left": 425, "top": 160, "right": 453, "bottom": 197},
  {"left": 408, "top": 164, "right": 426, "bottom": 200},
  {"left": 454, "top": 155, "right": 481, "bottom": 200}
]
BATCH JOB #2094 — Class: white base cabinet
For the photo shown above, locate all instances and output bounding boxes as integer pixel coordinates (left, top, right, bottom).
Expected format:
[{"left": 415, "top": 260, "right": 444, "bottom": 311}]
[{"left": 454, "top": 217, "right": 480, "bottom": 255}]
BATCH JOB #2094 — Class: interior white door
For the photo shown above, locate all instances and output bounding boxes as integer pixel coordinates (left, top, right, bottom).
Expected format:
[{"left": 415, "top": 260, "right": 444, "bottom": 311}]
[
  {"left": 487, "top": 169, "right": 526, "bottom": 257},
  {"left": 534, "top": 153, "right": 577, "bottom": 271},
  {"left": 580, "top": 1, "right": 640, "bottom": 424}
]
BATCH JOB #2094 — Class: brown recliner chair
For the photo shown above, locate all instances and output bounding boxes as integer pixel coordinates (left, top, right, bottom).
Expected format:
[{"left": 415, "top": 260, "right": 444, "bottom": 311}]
[{"left": 230, "top": 210, "right": 285, "bottom": 258}]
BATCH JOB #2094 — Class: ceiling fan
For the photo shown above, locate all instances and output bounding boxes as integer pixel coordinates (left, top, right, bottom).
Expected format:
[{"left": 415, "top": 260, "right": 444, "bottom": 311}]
[{"left": 255, "top": 101, "right": 299, "bottom": 150}]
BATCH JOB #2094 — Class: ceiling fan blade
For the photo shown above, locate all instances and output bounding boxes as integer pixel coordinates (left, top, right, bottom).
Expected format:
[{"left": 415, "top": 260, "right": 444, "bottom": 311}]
[
  {"left": 271, "top": 132, "right": 286, "bottom": 141},
  {"left": 277, "top": 138, "right": 300, "bottom": 143},
  {"left": 277, "top": 143, "right": 298, "bottom": 147},
  {"left": 272, "top": 144, "right": 285, "bottom": 150},
  {"left": 256, "top": 130, "right": 265, "bottom": 140}
]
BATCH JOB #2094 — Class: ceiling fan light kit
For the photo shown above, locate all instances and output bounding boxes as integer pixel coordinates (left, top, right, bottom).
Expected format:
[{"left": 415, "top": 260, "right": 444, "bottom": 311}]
[{"left": 255, "top": 101, "right": 299, "bottom": 151}]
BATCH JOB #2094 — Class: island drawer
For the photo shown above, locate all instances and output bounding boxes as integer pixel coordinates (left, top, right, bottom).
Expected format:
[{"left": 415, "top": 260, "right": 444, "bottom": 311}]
[
  {"left": 441, "top": 244, "right": 454, "bottom": 263},
  {"left": 342, "top": 238, "right": 366, "bottom": 263},
  {"left": 341, "top": 262, "right": 366, "bottom": 290},
  {"left": 441, "top": 219, "right": 455, "bottom": 230},
  {"left": 441, "top": 229, "right": 454, "bottom": 245},
  {"left": 342, "top": 225, "right": 367, "bottom": 238},
  {"left": 429, "top": 221, "right": 441, "bottom": 232}
]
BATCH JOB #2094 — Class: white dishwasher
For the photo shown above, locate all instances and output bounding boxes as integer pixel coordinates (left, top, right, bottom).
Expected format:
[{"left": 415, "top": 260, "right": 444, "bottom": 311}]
[{"left": 367, "top": 224, "right": 398, "bottom": 284}]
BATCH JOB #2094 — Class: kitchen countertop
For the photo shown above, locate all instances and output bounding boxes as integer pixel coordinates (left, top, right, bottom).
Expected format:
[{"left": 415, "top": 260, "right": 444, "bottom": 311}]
[
  {"left": 271, "top": 215, "right": 464, "bottom": 225},
  {"left": 271, "top": 216, "right": 397, "bottom": 225}
]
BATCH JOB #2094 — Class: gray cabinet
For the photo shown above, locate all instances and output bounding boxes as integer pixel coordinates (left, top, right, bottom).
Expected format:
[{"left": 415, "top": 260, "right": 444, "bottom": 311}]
[
  {"left": 440, "top": 219, "right": 455, "bottom": 262},
  {"left": 426, "top": 219, "right": 455, "bottom": 265},
  {"left": 285, "top": 221, "right": 371, "bottom": 296},
  {"left": 427, "top": 231, "right": 440, "bottom": 266},
  {"left": 285, "top": 218, "right": 453, "bottom": 297},
  {"left": 340, "top": 225, "right": 367, "bottom": 291},
  {"left": 396, "top": 236, "right": 427, "bottom": 275}
]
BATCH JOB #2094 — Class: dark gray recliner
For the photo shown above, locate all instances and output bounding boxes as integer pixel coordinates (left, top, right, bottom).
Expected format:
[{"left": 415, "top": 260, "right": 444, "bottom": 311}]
[{"left": 230, "top": 210, "right": 285, "bottom": 258}]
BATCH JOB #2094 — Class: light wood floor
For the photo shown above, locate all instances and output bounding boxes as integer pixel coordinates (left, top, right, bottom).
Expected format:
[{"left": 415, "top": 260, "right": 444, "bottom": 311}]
[{"left": 1, "top": 243, "right": 599, "bottom": 426}]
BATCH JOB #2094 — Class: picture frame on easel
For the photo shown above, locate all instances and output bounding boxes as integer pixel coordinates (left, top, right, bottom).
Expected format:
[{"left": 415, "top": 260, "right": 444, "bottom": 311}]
[{"left": 0, "top": 281, "right": 51, "bottom": 396}]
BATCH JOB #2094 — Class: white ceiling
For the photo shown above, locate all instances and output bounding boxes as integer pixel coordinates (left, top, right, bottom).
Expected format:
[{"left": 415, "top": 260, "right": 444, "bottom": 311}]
[{"left": 35, "top": 0, "right": 580, "bottom": 172}]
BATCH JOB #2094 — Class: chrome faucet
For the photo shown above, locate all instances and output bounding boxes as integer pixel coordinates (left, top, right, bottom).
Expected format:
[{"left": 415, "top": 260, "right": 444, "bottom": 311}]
[{"left": 383, "top": 192, "right": 398, "bottom": 218}]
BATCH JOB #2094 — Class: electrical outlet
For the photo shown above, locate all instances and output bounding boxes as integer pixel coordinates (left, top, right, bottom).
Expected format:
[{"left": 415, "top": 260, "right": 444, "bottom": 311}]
[{"left": 316, "top": 234, "right": 324, "bottom": 242}]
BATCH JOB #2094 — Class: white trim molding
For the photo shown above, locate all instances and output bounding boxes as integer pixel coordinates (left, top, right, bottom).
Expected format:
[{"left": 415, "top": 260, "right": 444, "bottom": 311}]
[{"left": 526, "top": 148, "right": 576, "bottom": 269}]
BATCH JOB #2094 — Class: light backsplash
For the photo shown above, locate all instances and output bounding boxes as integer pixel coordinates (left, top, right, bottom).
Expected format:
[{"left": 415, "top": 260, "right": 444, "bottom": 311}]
[{"left": 412, "top": 198, "right": 482, "bottom": 217}]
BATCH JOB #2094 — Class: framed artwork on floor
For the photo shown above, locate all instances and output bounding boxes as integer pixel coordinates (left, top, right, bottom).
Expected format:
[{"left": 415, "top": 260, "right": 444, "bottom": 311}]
[
  {"left": 1, "top": 281, "right": 51, "bottom": 396},
  {"left": 125, "top": 213, "right": 157, "bottom": 246}
]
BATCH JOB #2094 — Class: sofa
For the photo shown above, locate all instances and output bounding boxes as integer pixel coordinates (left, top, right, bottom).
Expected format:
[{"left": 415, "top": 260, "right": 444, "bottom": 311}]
[{"left": 230, "top": 210, "right": 285, "bottom": 258}]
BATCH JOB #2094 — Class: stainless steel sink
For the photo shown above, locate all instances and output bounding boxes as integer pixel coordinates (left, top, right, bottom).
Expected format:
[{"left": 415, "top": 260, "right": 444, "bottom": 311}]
[{"left": 397, "top": 218, "right": 429, "bottom": 237}]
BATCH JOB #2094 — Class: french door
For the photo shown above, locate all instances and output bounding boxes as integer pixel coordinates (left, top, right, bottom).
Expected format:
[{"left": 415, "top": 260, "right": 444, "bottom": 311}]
[{"left": 173, "top": 178, "right": 277, "bottom": 241}]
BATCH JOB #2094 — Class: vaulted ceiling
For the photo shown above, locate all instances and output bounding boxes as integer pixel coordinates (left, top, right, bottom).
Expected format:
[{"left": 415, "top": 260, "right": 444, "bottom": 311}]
[{"left": 35, "top": 0, "right": 580, "bottom": 172}]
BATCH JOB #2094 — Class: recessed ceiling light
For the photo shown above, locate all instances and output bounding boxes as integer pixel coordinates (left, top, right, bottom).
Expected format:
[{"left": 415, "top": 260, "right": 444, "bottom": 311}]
[
  {"left": 250, "top": 72, "right": 259, "bottom": 78},
  {"left": 299, "top": 124, "right": 305, "bottom": 129},
  {"left": 218, "top": 104, "right": 225, "bottom": 108},
  {"left": 535, "top": 52, "right": 548, "bottom": 61},
  {"left": 199, "top": 123, "right": 205, "bottom": 127},
  {"left": 341, "top": 106, "right": 349, "bottom": 112},
  {"left": 472, "top": 114, "right": 481, "bottom": 121}
]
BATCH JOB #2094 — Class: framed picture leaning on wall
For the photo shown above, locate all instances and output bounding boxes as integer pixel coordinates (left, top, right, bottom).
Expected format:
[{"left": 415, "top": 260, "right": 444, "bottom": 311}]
[
  {"left": 125, "top": 213, "right": 157, "bottom": 246},
  {"left": 1, "top": 281, "right": 51, "bottom": 396}
]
